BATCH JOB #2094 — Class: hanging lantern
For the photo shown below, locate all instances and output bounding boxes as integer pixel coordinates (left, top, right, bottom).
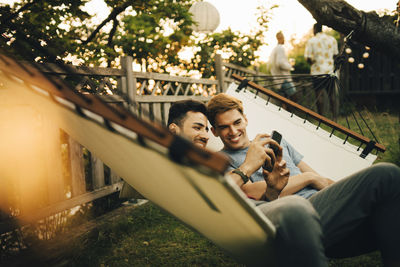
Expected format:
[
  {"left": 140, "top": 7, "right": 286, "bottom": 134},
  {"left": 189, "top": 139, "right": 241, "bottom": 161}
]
[
  {"left": 348, "top": 57, "right": 355, "bottom": 63},
  {"left": 189, "top": 1, "right": 220, "bottom": 32}
]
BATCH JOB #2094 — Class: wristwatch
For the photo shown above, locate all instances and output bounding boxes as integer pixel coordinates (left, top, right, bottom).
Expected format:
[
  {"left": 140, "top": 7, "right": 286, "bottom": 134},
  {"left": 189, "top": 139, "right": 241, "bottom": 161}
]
[{"left": 232, "top": 168, "right": 249, "bottom": 184}]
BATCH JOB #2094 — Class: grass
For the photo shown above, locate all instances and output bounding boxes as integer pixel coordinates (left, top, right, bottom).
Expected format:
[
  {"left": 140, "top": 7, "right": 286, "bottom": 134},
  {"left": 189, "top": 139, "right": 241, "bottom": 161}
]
[
  {"left": 66, "top": 201, "right": 385, "bottom": 267},
  {"left": 68, "top": 202, "right": 243, "bottom": 267},
  {"left": 337, "top": 110, "right": 399, "bottom": 165}
]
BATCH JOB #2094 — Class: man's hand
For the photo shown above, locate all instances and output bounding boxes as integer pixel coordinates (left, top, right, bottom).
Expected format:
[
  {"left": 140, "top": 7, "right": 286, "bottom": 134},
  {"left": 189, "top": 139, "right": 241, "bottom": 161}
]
[
  {"left": 309, "top": 174, "right": 335, "bottom": 190},
  {"left": 263, "top": 159, "right": 290, "bottom": 201},
  {"left": 240, "top": 134, "right": 279, "bottom": 177}
]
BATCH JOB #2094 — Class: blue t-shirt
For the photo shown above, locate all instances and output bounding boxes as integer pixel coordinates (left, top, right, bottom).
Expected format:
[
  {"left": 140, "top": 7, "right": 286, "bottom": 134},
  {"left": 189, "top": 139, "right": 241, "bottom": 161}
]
[{"left": 222, "top": 138, "right": 317, "bottom": 199}]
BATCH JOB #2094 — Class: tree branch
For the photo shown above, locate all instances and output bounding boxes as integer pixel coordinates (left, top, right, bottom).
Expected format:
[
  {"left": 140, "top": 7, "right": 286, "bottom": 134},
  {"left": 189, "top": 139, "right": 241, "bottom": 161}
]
[
  {"left": 1, "top": 0, "right": 40, "bottom": 25},
  {"left": 107, "top": 18, "right": 118, "bottom": 67},
  {"left": 298, "top": 0, "right": 400, "bottom": 59},
  {"left": 82, "top": 2, "right": 131, "bottom": 45}
]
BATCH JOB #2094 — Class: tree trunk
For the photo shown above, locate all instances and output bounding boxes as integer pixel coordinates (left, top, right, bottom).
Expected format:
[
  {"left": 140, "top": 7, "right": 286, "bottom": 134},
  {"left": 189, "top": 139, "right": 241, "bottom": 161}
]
[{"left": 298, "top": 0, "right": 400, "bottom": 59}]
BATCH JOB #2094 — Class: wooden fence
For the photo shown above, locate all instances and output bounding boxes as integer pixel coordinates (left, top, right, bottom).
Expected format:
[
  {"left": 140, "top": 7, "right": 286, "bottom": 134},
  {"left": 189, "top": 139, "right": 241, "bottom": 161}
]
[
  {"left": 0, "top": 55, "right": 256, "bottom": 234},
  {"left": 340, "top": 47, "right": 400, "bottom": 96}
]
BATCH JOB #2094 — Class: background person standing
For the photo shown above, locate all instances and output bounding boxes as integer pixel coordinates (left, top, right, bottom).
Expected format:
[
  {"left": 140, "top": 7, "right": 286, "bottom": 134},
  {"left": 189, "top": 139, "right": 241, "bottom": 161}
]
[
  {"left": 269, "top": 31, "right": 297, "bottom": 101},
  {"left": 304, "top": 23, "right": 338, "bottom": 120}
]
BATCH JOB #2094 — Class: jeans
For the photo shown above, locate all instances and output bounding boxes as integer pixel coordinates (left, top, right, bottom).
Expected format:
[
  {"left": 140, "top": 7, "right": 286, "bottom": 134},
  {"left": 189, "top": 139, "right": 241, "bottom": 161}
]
[{"left": 257, "top": 163, "right": 400, "bottom": 267}]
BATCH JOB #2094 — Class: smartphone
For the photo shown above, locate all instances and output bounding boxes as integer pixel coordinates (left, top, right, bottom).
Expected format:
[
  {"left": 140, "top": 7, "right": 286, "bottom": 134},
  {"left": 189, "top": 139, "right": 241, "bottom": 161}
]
[{"left": 262, "top": 130, "right": 282, "bottom": 172}]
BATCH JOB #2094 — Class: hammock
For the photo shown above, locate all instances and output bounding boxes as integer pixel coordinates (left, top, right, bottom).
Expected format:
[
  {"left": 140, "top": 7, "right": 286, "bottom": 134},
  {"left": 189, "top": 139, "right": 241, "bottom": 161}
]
[{"left": 0, "top": 53, "right": 276, "bottom": 265}]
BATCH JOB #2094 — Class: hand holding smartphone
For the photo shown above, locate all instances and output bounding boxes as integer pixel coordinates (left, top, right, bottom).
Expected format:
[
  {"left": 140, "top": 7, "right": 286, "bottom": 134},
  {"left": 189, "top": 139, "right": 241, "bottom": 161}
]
[{"left": 262, "top": 130, "right": 282, "bottom": 172}]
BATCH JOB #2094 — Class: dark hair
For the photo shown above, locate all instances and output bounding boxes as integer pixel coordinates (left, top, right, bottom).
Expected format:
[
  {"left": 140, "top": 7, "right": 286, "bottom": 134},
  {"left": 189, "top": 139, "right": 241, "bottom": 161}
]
[
  {"left": 167, "top": 99, "right": 207, "bottom": 127},
  {"left": 314, "top": 23, "right": 322, "bottom": 34}
]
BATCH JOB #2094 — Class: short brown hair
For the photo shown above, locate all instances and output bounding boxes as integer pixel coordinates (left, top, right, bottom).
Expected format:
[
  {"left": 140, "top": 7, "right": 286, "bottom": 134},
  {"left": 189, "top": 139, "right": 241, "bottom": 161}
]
[{"left": 206, "top": 93, "right": 244, "bottom": 127}]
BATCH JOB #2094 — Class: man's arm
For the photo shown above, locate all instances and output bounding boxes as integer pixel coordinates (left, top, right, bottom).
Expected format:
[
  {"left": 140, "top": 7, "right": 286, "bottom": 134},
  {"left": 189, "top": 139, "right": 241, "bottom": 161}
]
[
  {"left": 297, "top": 160, "right": 318, "bottom": 174},
  {"left": 227, "top": 134, "right": 288, "bottom": 200},
  {"left": 279, "top": 172, "right": 317, "bottom": 197},
  {"left": 298, "top": 160, "right": 335, "bottom": 189},
  {"left": 228, "top": 170, "right": 267, "bottom": 200},
  {"left": 279, "top": 160, "right": 334, "bottom": 197}
]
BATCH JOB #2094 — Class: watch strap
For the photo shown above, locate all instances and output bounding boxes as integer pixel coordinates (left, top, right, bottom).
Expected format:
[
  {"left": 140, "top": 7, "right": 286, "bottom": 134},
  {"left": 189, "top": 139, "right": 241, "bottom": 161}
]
[{"left": 232, "top": 168, "right": 249, "bottom": 184}]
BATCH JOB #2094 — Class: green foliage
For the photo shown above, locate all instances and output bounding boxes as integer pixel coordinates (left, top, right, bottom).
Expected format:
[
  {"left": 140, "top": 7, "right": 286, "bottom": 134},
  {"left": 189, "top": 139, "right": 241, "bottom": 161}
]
[
  {"left": 191, "top": 28, "right": 263, "bottom": 77},
  {"left": 291, "top": 54, "right": 310, "bottom": 74},
  {"left": 1, "top": 0, "right": 277, "bottom": 76},
  {"left": 1, "top": 0, "right": 91, "bottom": 62}
]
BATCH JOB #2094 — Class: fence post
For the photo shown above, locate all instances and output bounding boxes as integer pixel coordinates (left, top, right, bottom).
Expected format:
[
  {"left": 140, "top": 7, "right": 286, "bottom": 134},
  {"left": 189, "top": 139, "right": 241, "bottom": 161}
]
[
  {"left": 91, "top": 154, "right": 105, "bottom": 189},
  {"left": 121, "top": 56, "right": 137, "bottom": 106},
  {"left": 215, "top": 53, "right": 226, "bottom": 93},
  {"left": 44, "top": 124, "right": 65, "bottom": 205},
  {"left": 68, "top": 136, "right": 86, "bottom": 197}
]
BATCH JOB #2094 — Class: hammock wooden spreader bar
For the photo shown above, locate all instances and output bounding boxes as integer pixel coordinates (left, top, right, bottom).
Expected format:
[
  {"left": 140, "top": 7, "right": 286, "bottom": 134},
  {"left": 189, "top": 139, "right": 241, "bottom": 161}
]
[
  {"left": 232, "top": 73, "right": 386, "bottom": 153},
  {"left": 0, "top": 53, "right": 230, "bottom": 175}
]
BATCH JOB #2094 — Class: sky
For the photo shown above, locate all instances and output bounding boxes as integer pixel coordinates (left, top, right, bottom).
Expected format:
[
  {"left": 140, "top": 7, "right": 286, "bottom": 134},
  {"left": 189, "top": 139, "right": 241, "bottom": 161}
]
[{"left": 1, "top": 0, "right": 397, "bottom": 62}]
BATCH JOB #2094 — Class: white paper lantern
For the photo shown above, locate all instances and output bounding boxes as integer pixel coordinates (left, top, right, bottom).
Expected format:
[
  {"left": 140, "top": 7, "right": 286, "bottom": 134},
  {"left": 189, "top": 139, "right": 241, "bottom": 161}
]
[{"left": 189, "top": 1, "right": 220, "bottom": 32}]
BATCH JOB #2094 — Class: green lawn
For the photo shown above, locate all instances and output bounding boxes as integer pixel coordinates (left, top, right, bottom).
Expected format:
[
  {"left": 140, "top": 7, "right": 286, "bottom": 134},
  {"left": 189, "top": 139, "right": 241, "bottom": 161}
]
[
  {"left": 68, "top": 201, "right": 384, "bottom": 267},
  {"left": 69, "top": 202, "right": 244, "bottom": 267}
]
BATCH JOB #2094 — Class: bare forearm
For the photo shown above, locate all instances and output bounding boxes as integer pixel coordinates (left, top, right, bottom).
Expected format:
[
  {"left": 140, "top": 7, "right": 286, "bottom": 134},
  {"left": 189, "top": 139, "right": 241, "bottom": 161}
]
[
  {"left": 228, "top": 170, "right": 267, "bottom": 200},
  {"left": 297, "top": 161, "right": 319, "bottom": 175},
  {"left": 280, "top": 172, "right": 314, "bottom": 197},
  {"left": 242, "top": 181, "right": 267, "bottom": 200}
]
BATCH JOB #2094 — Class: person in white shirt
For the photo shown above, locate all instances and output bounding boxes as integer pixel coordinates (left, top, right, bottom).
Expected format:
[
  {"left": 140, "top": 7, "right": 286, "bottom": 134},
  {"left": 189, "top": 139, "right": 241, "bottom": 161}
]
[
  {"left": 305, "top": 23, "right": 339, "bottom": 120},
  {"left": 269, "top": 31, "right": 297, "bottom": 100}
]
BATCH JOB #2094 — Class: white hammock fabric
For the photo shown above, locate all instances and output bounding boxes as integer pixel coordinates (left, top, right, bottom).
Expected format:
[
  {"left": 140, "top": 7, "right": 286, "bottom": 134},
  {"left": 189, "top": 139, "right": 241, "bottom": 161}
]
[{"left": 216, "top": 83, "right": 377, "bottom": 181}]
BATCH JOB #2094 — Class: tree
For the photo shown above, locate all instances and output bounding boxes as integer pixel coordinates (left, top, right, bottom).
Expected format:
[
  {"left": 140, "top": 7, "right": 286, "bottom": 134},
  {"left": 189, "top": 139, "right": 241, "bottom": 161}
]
[
  {"left": 1, "top": 0, "right": 276, "bottom": 77},
  {"left": 0, "top": 0, "right": 91, "bottom": 62},
  {"left": 297, "top": 0, "right": 400, "bottom": 59},
  {"left": 0, "top": 0, "right": 197, "bottom": 69}
]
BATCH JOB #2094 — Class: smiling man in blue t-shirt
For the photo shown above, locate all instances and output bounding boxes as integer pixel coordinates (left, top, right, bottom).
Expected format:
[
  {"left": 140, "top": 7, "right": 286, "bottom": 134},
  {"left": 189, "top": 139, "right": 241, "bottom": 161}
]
[
  {"left": 206, "top": 93, "right": 400, "bottom": 266},
  {"left": 207, "top": 93, "right": 333, "bottom": 201}
]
